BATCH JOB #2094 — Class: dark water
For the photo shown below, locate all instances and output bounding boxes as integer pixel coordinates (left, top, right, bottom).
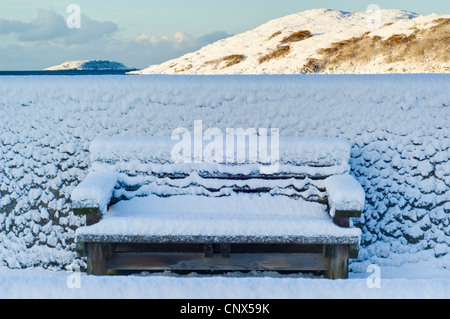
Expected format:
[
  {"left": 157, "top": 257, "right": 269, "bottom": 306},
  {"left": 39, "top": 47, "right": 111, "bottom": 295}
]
[{"left": 0, "top": 70, "right": 136, "bottom": 76}]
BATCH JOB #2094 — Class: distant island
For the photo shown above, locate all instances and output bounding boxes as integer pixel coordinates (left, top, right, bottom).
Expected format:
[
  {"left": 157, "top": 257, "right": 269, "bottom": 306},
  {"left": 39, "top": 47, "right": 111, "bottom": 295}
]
[{"left": 44, "top": 60, "right": 136, "bottom": 71}]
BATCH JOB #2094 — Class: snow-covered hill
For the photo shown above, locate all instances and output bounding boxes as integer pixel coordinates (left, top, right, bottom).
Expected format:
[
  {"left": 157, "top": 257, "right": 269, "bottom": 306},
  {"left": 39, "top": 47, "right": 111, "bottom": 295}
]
[
  {"left": 130, "top": 9, "right": 450, "bottom": 74},
  {"left": 45, "top": 60, "right": 135, "bottom": 71}
]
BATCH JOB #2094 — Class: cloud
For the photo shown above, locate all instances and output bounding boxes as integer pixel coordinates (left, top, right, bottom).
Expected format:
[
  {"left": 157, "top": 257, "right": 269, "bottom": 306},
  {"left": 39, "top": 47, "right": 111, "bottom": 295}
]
[
  {"left": 120, "top": 30, "right": 234, "bottom": 69},
  {"left": 127, "top": 32, "right": 199, "bottom": 66},
  {"left": 135, "top": 31, "right": 195, "bottom": 48},
  {"left": 134, "top": 30, "right": 232, "bottom": 51},
  {"left": 18, "top": 9, "right": 68, "bottom": 41},
  {"left": 0, "top": 10, "right": 234, "bottom": 70},
  {"left": 0, "top": 19, "right": 34, "bottom": 35},
  {"left": 65, "top": 14, "right": 118, "bottom": 44},
  {"left": 0, "top": 9, "right": 118, "bottom": 43}
]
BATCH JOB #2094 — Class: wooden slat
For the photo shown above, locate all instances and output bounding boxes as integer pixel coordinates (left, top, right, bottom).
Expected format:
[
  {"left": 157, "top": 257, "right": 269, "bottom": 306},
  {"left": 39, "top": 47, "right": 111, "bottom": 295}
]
[
  {"left": 73, "top": 207, "right": 101, "bottom": 216},
  {"left": 115, "top": 183, "right": 327, "bottom": 203},
  {"left": 334, "top": 209, "right": 362, "bottom": 218},
  {"left": 198, "top": 172, "right": 331, "bottom": 180},
  {"left": 106, "top": 252, "right": 330, "bottom": 272},
  {"left": 77, "top": 233, "right": 360, "bottom": 245},
  {"left": 113, "top": 243, "right": 326, "bottom": 254},
  {"left": 230, "top": 243, "right": 323, "bottom": 254},
  {"left": 112, "top": 170, "right": 335, "bottom": 181},
  {"left": 114, "top": 243, "right": 204, "bottom": 253}
]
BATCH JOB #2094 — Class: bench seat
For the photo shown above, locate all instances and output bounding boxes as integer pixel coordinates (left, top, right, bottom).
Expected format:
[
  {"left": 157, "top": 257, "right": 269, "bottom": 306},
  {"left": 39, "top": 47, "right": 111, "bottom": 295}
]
[{"left": 76, "top": 194, "right": 361, "bottom": 244}]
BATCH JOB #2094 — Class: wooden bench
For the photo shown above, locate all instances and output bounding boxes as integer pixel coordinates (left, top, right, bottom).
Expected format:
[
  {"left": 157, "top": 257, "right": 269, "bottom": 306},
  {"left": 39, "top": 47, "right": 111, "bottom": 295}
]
[{"left": 72, "top": 136, "right": 365, "bottom": 279}]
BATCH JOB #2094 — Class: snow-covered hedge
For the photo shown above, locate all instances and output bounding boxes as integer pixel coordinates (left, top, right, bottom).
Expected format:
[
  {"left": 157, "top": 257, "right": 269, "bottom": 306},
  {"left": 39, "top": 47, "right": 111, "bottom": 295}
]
[{"left": 0, "top": 74, "right": 448, "bottom": 270}]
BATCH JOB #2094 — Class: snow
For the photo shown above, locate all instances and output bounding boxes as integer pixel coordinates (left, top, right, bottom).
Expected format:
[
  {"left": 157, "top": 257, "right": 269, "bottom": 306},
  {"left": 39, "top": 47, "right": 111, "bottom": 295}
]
[
  {"left": 76, "top": 134, "right": 360, "bottom": 243},
  {"left": 131, "top": 9, "right": 450, "bottom": 75},
  {"left": 1, "top": 8, "right": 449, "bottom": 298},
  {"left": 88, "top": 135, "right": 351, "bottom": 183},
  {"left": 44, "top": 60, "right": 135, "bottom": 71},
  {"left": 89, "top": 135, "right": 351, "bottom": 167},
  {"left": 71, "top": 170, "right": 118, "bottom": 214},
  {"left": 0, "top": 263, "right": 449, "bottom": 299},
  {"left": 76, "top": 194, "right": 361, "bottom": 243},
  {"left": 0, "top": 74, "right": 449, "bottom": 288},
  {"left": 325, "top": 175, "right": 366, "bottom": 213}
]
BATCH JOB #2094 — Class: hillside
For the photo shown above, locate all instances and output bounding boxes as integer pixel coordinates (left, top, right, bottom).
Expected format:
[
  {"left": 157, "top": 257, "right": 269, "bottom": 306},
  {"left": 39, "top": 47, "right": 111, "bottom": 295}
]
[
  {"left": 130, "top": 9, "right": 450, "bottom": 74},
  {"left": 44, "top": 60, "right": 135, "bottom": 71}
]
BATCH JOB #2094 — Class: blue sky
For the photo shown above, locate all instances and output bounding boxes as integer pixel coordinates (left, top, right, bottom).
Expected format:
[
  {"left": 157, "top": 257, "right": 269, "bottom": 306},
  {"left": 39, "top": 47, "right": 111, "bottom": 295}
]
[{"left": 0, "top": 0, "right": 449, "bottom": 70}]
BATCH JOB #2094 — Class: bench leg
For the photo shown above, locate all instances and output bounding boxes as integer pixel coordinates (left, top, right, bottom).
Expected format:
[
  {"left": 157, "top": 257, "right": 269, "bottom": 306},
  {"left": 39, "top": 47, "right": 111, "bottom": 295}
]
[
  {"left": 86, "top": 242, "right": 107, "bottom": 275},
  {"left": 325, "top": 245, "right": 349, "bottom": 279}
]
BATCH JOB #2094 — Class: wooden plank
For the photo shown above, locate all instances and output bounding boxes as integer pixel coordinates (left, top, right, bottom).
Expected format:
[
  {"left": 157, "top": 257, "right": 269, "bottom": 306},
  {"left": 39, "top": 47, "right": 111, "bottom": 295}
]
[
  {"left": 198, "top": 172, "right": 331, "bottom": 180},
  {"left": 115, "top": 243, "right": 204, "bottom": 253},
  {"left": 334, "top": 209, "right": 362, "bottom": 218},
  {"left": 73, "top": 207, "right": 101, "bottom": 216},
  {"left": 112, "top": 243, "right": 325, "bottom": 254},
  {"left": 113, "top": 243, "right": 328, "bottom": 256},
  {"left": 77, "top": 233, "right": 360, "bottom": 245},
  {"left": 230, "top": 243, "right": 324, "bottom": 253},
  {"left": 106, "top": 252, "right": 330, "bottom": 272}
]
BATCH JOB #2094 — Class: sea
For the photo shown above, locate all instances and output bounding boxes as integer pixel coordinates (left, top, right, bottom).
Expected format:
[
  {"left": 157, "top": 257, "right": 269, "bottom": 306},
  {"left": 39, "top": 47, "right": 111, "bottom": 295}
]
[{"left": 0, "top": 70, "right": 135, "bottom": 76}]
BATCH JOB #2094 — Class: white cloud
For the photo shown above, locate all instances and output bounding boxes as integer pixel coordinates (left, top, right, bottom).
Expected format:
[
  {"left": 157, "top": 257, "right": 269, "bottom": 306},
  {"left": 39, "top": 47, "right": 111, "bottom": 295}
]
[
  {"left": 0, "top": 9, "right": 118, "bottom": 43},
  {"left": 135, "top": 31, "right": 195, "bottom": 48},
  {"left": 0, "top": 10, "right": 233, "bottom": 70},
  {"left": 134, "top": 30, "right": 232, "bottom": 51},
  {"left": 66, "top": 14, "right": 118, "bottom": 44}
]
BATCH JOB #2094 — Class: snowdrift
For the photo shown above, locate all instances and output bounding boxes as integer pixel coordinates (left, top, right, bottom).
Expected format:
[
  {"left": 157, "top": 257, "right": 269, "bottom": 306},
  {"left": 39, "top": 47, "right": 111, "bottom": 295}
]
[{"left": 0, "top": 74, "right": 448, "bottom": 271}]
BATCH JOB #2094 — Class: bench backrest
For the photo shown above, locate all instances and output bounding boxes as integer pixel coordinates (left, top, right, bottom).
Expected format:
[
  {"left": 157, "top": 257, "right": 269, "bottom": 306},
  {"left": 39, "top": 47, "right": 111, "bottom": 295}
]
[{"left": 88, "top": 136, "right": 351, "bottom": 204}]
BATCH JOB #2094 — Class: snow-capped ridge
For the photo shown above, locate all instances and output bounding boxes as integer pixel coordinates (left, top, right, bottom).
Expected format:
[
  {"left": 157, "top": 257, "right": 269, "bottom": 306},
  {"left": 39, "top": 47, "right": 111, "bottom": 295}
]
[{"left": 130, "top": 9, "right": 449, "bottom": 74}]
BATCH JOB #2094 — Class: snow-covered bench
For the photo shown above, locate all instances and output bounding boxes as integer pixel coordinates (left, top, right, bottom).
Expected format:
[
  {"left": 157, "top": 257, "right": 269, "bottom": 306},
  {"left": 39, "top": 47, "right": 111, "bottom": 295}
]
[{"left": 72, "top": 136, "right": 365, "bottom": 278}]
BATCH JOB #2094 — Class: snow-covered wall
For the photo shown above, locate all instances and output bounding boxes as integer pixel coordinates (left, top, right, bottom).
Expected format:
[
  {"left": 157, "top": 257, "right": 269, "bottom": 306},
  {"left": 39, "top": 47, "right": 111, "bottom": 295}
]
[{"left": 0, "top": 74, "right": 449, "bottom": 270}]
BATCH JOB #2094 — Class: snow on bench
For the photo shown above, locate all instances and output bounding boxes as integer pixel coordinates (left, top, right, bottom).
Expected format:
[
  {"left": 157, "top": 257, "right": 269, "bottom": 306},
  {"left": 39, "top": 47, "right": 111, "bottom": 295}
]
[
  {"left": 76, "top": 194, "right": 361, "bottom": 244},
  {"left": 72, "top": 135, "right": 365, "bottom": 278}
]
